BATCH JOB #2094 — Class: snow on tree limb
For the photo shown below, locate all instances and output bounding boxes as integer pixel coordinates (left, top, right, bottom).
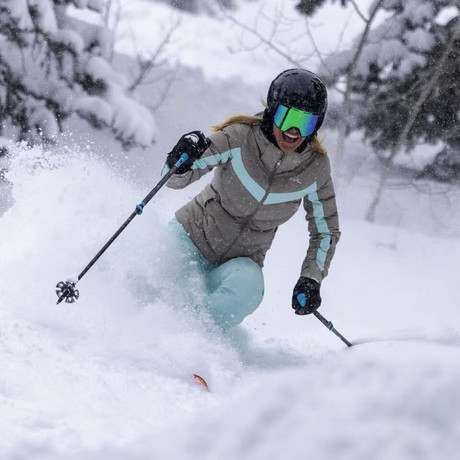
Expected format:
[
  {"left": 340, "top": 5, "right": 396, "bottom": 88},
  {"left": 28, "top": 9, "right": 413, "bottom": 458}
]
[{"left": 0, "top": 0, "right": 156, "bottom": 148}]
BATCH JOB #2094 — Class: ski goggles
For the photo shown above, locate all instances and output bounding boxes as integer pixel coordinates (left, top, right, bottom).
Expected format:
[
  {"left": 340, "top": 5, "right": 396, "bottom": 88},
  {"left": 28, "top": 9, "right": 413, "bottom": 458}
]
[{"left": 274, "top": 104, "right": 319, "bottom": 137}]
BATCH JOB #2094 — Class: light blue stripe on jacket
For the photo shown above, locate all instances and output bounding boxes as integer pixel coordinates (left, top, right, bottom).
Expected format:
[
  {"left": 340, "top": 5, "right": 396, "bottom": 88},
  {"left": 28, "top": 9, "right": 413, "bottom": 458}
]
[
  {"left": 161, "top": 148, "right": 237, "bottom": 177},
  {"left": 229, "top": 148, "right": 266, "bottom": 201},
  {"left": 264, "top": 182, "right": 317, "bottom": 204},
  {"left": 192, "top": 148, "right": 237, "bottom": 169},
  {"left": 306, "top": 187, "right": 331, "bottom": 272}
]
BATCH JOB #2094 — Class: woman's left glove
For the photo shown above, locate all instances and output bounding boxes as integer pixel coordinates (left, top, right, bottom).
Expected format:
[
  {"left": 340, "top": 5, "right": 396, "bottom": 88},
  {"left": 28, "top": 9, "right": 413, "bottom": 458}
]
[
  {"left": 292, "top": 277, "right": 321, "bottom": 315},
  {"left": 166, "top": 131, "right": 211, "bottom": 174}
]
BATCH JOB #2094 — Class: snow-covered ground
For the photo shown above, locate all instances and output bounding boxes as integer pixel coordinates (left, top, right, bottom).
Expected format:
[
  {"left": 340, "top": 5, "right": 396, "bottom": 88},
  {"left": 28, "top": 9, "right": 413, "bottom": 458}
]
[
  {"left": 1, "top": 134, "right": 459, "bottom": 460},
  {"left": 1, "top": 1, "right": 460, "bottom": 459}
]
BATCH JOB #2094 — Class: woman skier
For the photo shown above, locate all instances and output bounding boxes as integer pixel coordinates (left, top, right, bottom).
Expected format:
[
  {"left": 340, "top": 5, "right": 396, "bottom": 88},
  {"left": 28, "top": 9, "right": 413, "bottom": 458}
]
[{"left": 162, "top": 68, "right": 340, "bottom": 330}]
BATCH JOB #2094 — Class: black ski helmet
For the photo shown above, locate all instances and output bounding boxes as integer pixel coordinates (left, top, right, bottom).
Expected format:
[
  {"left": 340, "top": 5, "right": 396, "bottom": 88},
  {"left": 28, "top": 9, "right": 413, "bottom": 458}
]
[{"left": 266, "top": 68, "right": 328, "bottom": 138}]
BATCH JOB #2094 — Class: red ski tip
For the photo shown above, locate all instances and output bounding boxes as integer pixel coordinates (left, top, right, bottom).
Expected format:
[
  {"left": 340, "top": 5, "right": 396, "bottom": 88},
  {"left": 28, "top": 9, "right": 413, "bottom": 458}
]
[{"left": 192, "top": 374, "right": 209, "bottom": 391}]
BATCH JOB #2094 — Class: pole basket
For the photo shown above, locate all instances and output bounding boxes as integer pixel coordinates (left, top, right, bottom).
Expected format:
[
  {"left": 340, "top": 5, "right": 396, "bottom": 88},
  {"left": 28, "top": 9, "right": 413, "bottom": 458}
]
[{"left": 56, "top": 281, "right": 80, "bottom": 304}]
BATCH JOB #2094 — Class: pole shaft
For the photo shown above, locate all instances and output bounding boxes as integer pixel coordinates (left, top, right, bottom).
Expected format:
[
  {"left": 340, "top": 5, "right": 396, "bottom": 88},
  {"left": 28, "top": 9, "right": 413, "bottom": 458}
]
[
  {"left": 76, "top": 159, "right": 184, "bottom": 282},
  {"left": 314, "top": 311, "right": 353, "bottom": 347},
  {"left": 77, "top": 209, "right": 138, "bottom": 280}
]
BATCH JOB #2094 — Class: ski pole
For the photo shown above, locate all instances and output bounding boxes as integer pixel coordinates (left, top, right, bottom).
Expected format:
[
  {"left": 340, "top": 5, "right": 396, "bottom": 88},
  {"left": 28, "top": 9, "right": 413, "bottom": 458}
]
[
  {"left": 296, "top": 294, "right": 352, "bottom": 347},
  {"left": 313, "top": 311, "right": 353, "bottom": 347},
  {"left": 55, "top": 153, "right": 190, "bottom": 305}
]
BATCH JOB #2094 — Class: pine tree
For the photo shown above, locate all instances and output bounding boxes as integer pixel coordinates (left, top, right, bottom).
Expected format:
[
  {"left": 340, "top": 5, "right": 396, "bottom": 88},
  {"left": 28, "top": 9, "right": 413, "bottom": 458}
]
[
  {"left": 0, "top": 0, "right": 155, "bottom": 148},
  {"left": 296, "top": 0, "right": 348, "bottom": 17},
  {"left": 322, "top": 0, "right": 460, "bottom": 181},
  {"left": 157, "top": 0, "right": 235, "bottom": 14}
]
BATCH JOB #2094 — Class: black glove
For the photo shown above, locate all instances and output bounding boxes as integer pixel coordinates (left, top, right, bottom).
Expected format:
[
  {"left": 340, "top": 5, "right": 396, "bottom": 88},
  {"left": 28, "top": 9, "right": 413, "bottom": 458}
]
[
  {"left": 166, "top": 131, "right": 211, "bottom": 174},
  {"left": 292, "top": 277, "right": 321, "bottom": 315}
]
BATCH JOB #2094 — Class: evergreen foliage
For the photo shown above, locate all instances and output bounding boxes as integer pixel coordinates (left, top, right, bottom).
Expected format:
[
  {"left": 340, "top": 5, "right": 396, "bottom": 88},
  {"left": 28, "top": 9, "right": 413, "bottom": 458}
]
[
  {"left": 0, "top": 0, "right": 155, "bottom": 147},
  {"left": 296, "top": 0, "right": 347, "bottom": 17},
  {"left": 160, "top": 0, "right": 235, "bottom": 14},
  {"left": 419, "top": 147, "right": 460, "bottom": 183},
  {"left": 322, "top": 0, "right": 460, "bottom": 181}
]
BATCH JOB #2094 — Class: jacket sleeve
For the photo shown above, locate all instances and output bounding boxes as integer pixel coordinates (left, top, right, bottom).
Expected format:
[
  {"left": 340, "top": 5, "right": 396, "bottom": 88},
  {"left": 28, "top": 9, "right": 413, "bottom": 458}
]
[
  {"left": 163, "top": 128, "right": 236, "bottom": 190},
  {"left": 301, "top": 156, "right": 340, "bottom": 284}
]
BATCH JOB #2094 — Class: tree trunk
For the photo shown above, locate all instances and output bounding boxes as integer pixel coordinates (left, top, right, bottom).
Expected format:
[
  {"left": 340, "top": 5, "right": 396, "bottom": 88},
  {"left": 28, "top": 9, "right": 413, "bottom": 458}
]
[{"left": 335, "top": 0, "right": 384, "bottom": 184}]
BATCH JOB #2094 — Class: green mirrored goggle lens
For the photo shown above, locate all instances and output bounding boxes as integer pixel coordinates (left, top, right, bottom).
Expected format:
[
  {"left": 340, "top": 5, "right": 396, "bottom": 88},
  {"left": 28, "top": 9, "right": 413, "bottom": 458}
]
[{"left": 274, "top": 104, "right": 319, "bottom": 137}]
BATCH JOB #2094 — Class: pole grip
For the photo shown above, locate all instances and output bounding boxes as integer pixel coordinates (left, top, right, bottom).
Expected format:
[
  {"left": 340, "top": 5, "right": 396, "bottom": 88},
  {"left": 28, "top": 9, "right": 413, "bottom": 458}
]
[{"left": 175, "top": 152, "right": 189, "bottom": 167}]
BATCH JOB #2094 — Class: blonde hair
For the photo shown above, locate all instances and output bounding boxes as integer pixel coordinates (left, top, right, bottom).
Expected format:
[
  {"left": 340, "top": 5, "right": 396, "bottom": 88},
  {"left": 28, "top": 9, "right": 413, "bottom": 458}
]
[
  {"left": 211, "top": 114, "right": 262, "bottom": 132},
  {"left": 310, "top": 136, "right": 328, "bottom": 155},
  {"left": 211, "top": 101, "right": 327, "bottom": 155}
]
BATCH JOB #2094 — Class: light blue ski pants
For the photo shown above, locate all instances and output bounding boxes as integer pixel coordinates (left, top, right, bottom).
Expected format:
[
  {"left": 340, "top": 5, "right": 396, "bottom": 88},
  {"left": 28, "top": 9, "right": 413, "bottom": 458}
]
[{"left": 168, "top": 218, "right": 264, "bottom": 330}]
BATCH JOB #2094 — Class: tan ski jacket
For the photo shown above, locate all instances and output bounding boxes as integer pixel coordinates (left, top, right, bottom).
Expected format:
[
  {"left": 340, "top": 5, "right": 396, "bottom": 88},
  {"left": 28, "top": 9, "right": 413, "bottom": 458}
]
[{"left": 164, "top": 122, "right": 340, "bottom": 283}]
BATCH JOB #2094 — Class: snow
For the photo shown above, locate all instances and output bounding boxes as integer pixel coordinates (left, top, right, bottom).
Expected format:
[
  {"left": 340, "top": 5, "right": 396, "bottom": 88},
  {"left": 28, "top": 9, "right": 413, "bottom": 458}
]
[
  {"left": 397, "top": 52, "right": 427, "bottom": 77},
  {"left": 0, "top": 0, "right": 154, "bottom": 147},
  {"left": 325, "top": 0, "right": 456, "bottom": 83},
  {"left": 73, "top": 0, "right": 104, "bottom": 12},
  {"left": 108, "top": 89, "right": 158, "bottom": 147},
  {"left": 111, "top": 0, "right": 372, "bottom": 84},
  {"left": 1, "top": 0, "right": 460, "bottom": 459},
  {"left": 1, "top": 141, "right": 459, "bottom": 458},
  {"left": 29, "top": 106, "right": 60, "bottom": 140},
  {"left": 400, "top": 0, "right": 435, "bottom": 27},
  {"left": 435, "top": 5, "right": 460, "bottom": 26},
  {"left": 404, "top": 28, "right": 436, "bottom": 52},
  {"left": 29, "top": 0, "right": 58, "bottom": 34},
  {"left": 55, "top": 28, "right": 85, "bottom": 55},
  {"left": 135, "top": 342, "right": 460, "bottom": 460},
  {"left": 4, "top": 0, "right": 34, "bottom": 30},
  {"left": 85, "top": 56, "right": 127, "bottom": 87}
]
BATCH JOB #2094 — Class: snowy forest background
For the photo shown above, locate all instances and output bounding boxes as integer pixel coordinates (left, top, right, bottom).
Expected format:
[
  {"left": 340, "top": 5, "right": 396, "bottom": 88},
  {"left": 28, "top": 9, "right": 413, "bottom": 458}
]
[{"left": 1, "top": 1, "right": 459, "bottom": 459}]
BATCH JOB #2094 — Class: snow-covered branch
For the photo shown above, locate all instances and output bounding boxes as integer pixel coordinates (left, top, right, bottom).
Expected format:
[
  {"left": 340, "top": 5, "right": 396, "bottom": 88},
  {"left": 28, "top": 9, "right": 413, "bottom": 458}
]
[{"left": 0, "top": 0, "right": 156, "bottom": 148}]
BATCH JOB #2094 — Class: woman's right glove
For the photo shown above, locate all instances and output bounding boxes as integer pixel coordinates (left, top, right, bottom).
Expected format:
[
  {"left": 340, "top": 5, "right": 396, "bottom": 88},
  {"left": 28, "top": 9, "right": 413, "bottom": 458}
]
[
  {"left": 166, "top": 131, "right": 211, "bottom": 174},
  {"left": 292, "top": 277, "right": 321, "bottom": 315}
]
